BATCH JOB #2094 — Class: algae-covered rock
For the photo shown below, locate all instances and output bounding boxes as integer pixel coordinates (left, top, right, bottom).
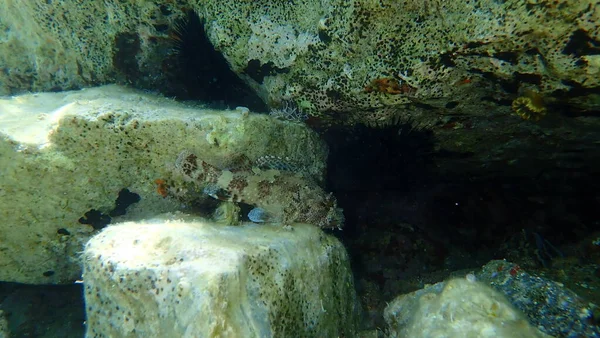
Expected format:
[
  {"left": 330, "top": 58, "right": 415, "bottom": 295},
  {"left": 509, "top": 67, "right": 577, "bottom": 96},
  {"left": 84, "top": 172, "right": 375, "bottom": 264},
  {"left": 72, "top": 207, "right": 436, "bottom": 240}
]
[
  {"left": 198, "top": 0, "right": 600, "bottom": 126},
  {"left": 0, "top": 310, "right": 8, "bottom": 338},
  {"left": 82, "top": 216, "right": 358, "bottom": 338},
  {"left": 0, "top": 85, "right": 327, "bottom": 284},
  {"left": 0, "top": 1, "right": 187, "bottom": 95},
  {"left": 5, "top": 1, "right": 598, "bottom": 126},
  {"left": 3, "top": 1, "right": 598, "bottom": 144},
  {"left": 384, "top": 277, "right": 551, "bottom": 338}
]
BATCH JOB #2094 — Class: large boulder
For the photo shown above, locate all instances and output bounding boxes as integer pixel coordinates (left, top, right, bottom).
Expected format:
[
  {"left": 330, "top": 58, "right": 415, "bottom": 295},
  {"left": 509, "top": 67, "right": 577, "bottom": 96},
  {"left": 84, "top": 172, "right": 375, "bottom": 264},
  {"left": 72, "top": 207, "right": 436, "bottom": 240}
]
[
  {"left": 5, "top": 1, "right": 598, "bottom": 124},
  {"left": 0, "top": 85, "right": 327, "bottom": 284},
  {"left": 0, "top": 1, "right": 187, "bottom": 95},
  {"left": 383, "top": 277, "right": 551, "bottom": 338},
  {"left": 82, "top": 216, "right": 358, "bottom": 337},
  {"left": 477, "top": 260, "right": 600, "bottom": 338},
  {"left": 196, "top": 0, "right": 600, "bottom": 178},
  {"left": 198, "top": 0, "right": 600, "bottom": 125},
  {"left": 2, "top": 1, "right": 599, "bottom": 179}
]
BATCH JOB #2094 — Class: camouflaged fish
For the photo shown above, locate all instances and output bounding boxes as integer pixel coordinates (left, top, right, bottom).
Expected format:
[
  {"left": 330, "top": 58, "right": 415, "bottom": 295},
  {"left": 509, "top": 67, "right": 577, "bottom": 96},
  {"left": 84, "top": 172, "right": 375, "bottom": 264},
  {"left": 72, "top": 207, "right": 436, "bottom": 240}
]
[{"left": 175, "top": 150, "right": 344, "bottom": 229}]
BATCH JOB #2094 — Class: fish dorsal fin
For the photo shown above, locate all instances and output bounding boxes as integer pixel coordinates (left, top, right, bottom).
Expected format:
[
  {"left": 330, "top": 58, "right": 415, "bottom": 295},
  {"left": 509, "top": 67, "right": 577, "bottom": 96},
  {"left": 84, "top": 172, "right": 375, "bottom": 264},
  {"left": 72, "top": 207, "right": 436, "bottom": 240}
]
[
  {"left": 255, "top": 155, "right": 307, "bottom": 175},
  {"left": 212, "top": 154, "right": 254, "bottom": 172}
]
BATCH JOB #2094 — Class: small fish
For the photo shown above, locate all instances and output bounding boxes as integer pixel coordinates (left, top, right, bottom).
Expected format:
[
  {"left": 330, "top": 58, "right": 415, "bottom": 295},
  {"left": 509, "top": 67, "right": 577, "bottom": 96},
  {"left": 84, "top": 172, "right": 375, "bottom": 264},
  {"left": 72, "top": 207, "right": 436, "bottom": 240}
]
[{"left": 175, "top": 150, "right": 344, "bottom": 229}]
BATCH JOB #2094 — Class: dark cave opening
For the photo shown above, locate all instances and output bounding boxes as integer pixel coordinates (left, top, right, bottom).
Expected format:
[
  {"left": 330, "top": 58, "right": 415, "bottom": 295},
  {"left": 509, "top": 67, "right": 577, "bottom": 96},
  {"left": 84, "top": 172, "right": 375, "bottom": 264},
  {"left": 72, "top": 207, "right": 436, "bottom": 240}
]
[
  {"left": 160, "top": 11, "right": 267, "bottom": 111},
  {"left": 323, "top": 124, "right": 600, "bottom": 329},
  {"left": 110, "top": 10, "right": 267, "bottom": 111},
  {"left": 325, "top": 124, "right": 600, "bottom": 255}
]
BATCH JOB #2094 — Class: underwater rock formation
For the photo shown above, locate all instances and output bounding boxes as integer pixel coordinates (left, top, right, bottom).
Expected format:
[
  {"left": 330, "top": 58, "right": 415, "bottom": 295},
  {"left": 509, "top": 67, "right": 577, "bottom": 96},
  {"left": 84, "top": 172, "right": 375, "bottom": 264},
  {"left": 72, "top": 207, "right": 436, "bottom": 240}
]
[
  {"left": 2, "top": 1, "right": 600, "bottom": 180},
  {"left": 82, "top": 216, "right": 358, "bottom": 337},
  {"left": 198, "top": 0, "right": 600, "bottom": 125},
  {"left": 196, "top": 0, "right": 600, "bottom": 179},
  {"left": 384, "top": 276, "right": 551, "bottom": 338},
  {"left": 477, "top": 260, "right": 600, "bottom": 338},
  {"left": 0, "top": 310, "right": 8, "bottom": 337},
  {"left": 384, "top": 261, "right": 600, "bottom": 338},
  {"left": 4, "top": 1, "right": 598, "bottom": 123},
  {"left": 0, "top": 85, "right": 327, "bottom": 284},
  {"left": 0, "top": 1, "right": 186, "bottom": 95}
]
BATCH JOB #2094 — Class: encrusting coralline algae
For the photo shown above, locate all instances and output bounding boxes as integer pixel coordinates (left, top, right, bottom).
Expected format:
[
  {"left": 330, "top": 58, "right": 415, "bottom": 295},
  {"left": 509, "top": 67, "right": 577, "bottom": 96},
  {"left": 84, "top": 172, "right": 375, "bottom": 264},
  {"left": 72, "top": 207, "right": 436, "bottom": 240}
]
[{"left": 174, "top": 150, "right": 345, "bottom": 229}]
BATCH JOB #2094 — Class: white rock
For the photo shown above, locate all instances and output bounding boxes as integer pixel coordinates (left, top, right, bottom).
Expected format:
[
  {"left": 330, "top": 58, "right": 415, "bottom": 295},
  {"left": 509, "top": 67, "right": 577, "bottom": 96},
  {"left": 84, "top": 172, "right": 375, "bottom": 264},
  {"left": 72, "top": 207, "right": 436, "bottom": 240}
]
[
  {"left": 82, "top": 215, "right": 358, "bottom": 337},
  {"left": 384, "top": 278, "right": 551, "bottom": 338}
]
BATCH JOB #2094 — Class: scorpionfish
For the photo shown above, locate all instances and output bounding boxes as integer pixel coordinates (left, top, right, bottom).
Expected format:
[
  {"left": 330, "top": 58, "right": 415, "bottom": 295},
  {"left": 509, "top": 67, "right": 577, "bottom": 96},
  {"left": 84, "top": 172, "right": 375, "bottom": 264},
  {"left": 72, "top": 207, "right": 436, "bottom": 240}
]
[{"left": 175, "top": 150, "right": 345, "bottom": 229}]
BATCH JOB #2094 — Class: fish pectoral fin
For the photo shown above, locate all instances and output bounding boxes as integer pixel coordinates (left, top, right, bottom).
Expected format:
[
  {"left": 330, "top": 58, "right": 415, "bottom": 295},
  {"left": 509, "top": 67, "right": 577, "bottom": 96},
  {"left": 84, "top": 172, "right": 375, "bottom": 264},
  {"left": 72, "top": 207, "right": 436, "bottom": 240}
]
[
  {"left": 248, "top": 207, "right": 269, "bottom": 223},
  {"left": 203, "top": 184, "right": 232, "bottom": 201}
]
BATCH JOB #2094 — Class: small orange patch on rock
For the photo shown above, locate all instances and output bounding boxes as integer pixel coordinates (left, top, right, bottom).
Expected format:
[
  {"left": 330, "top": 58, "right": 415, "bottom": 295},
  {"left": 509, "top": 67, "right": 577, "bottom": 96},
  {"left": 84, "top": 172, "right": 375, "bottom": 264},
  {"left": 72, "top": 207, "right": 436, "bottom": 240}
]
[
  {"left": 154, "top": 179, "right": 169, "bottom": 198},
  {"left": 365, "top": 77, "right": 416, "bottom": 95},
  {"left": 365, "top": 78, "right": 402, "bottom": 94}
]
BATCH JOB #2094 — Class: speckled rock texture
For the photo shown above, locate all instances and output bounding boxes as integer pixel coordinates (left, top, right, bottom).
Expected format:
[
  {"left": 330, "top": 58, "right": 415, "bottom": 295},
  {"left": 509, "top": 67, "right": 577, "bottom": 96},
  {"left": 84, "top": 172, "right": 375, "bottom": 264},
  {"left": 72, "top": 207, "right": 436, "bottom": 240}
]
[
  {"left": 195, "top": 0, "right": 600, "bottom": 178},
  {"left": 82, "top": 216, "right": 358, "bottom": 338},
  {"left": 384, "top": 261, "right": 600, "bottom": 338},
  {"left": 0, "top": 1, "right": 187, "bottom": 95},
  {"left": 197, "top": 0, "right": 600, "bottom": 125},
  {"left": 383, "top": 277, "right": 551, "bottom": 338},
  {"left": 4, "top": 1, "right": 598, "bottom": 123},
  {"left": 2, "top": 1, "right": 599, "bottom": 180},
  {"left": 477, "top": 260, "right": 600, "bottom": 338},
  {"left": 0, "top": 85, "right": 327, "bottom": 284}
]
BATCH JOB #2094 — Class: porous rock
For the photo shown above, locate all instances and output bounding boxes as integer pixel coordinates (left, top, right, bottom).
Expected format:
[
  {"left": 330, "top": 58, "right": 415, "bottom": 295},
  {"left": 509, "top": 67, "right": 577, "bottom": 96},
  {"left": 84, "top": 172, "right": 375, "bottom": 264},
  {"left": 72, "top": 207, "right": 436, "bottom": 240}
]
[
  {"left": 0, "top": 85, "right": 327, "bottom": 284},
  {"left": 198, "top": 0, "right": 600, "bottom": 126},
  {"left": 196, "top": 0, "right": 600, "bottom": 179},
  {"left": 3, "top": 1, "right": 599, "bottom": 180},
  {"left": 6, "top": 1, "right": 598, "bottom": 126},
  {"left": 0, "top": 1, "right": 189, "bottom": 95},
  {"left": 383, "top": 277, "right": 551, "bottom": 338},
  {"left": 477, "top": 260, "right": 600, "bottom": 338},
  {"left": 82, "top": 216, "right": 358, "bottom": 338}
]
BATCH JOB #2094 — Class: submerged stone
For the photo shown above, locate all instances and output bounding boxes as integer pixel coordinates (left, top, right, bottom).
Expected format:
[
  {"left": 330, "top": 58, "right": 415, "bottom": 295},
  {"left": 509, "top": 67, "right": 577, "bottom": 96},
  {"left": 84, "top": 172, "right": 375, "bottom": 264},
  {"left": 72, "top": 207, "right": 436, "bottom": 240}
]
[
  {"left": 0, "top": 85, "right": 327, "bottom": 284},
  {"left": 82, "top": 216, "right": 358, "bottom": 337}
]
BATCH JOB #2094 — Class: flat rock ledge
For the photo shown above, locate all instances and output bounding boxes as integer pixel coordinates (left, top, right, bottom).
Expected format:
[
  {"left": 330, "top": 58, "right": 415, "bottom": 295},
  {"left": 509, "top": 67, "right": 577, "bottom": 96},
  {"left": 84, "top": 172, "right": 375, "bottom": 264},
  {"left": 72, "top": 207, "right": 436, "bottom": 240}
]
[
  {"left": 0, "top": 85, "right": 327, "bottom": 284},
  {"left": 82, "top": 216, "right": 358, "bottom": 338}
]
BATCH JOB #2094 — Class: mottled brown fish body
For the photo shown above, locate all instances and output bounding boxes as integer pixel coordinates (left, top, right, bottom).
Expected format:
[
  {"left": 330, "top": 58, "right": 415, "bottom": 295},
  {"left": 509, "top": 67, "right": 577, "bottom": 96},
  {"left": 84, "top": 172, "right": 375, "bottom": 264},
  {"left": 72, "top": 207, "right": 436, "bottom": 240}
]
[{"left": 175, "top": 151, "right": 344, "bottom": 229}]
